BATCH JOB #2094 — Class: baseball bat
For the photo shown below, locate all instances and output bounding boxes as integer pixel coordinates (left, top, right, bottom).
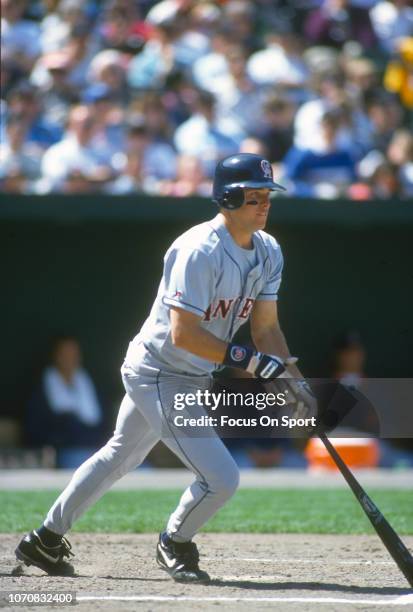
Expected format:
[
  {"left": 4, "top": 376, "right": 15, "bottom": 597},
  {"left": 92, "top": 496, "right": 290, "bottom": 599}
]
[{"left": 319, "top": 433, "right": 413, "bottom": 587}]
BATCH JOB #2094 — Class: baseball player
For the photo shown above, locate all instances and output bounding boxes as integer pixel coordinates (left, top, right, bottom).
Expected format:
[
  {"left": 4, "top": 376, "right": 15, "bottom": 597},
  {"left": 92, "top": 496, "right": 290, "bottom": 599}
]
[{"left": 15, "top": 153, "right": 311, "bottom": 583}]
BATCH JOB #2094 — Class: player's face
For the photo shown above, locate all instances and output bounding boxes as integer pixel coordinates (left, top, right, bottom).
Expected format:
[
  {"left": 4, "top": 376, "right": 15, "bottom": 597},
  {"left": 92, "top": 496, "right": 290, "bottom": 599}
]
[{"left": 238, "top": 188, "right": 271, "bottom": 230}]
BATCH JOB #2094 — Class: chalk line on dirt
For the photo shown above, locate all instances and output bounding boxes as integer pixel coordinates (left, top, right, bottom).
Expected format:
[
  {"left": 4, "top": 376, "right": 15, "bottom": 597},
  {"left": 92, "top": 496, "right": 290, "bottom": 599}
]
[
  {"left": 204, "top": 557, "right": 394, "bottom": 565},
  {"left": 76, "top": 594, "right": 413, "bottom": 606}
]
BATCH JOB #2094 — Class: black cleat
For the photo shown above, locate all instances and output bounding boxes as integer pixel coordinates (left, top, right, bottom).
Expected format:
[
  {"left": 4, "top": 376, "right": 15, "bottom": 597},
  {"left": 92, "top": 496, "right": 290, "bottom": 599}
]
[
  {"left": 15, "top": 530, "right": 75, "bottom": 576},
  {"left": 156, "top": 533, "right": 210, "bottom": 583}
]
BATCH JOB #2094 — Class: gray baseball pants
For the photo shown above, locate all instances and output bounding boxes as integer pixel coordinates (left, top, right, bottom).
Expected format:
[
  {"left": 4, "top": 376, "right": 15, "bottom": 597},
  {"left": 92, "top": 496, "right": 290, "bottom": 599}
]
[{"left": 44, "top": 354, "right": 239, "bottom": 542}]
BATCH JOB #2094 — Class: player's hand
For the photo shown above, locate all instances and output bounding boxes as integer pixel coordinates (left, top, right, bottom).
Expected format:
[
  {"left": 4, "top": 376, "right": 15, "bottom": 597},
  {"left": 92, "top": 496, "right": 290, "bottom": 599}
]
[
  {"left": 284, "top": 379, "right": 319, "bottom": 422},
  {"left": 246, "top": 353, "right": 297, "bottom": 379}
]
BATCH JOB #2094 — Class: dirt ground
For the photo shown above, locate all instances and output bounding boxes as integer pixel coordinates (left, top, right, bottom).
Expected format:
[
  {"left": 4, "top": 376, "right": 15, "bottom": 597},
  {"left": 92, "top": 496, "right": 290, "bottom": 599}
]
[{"left": 1, "top": 533, "right": 412, "bottom": 611}]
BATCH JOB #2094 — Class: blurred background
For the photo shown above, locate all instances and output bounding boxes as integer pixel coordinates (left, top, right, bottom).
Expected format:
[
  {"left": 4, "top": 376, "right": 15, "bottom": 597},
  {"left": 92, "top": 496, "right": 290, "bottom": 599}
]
[{"left": 1, "top": 0, "right": 413, "bottom": 471}]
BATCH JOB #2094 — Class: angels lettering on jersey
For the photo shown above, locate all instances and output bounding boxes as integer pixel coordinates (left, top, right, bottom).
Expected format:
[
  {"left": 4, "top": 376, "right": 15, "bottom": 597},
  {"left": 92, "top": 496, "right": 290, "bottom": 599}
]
[
  {"left": 204, "top": 297, "right": 254, "bottom": 321},
  {"left": 172, "top": 291, "right": 254, "bottom": 322}
]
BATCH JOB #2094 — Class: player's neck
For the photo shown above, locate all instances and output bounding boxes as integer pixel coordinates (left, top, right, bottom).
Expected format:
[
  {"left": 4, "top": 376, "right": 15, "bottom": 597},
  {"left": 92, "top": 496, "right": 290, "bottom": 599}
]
[{"left": 220, "top": 214, "right": 254, "bottom": 249}]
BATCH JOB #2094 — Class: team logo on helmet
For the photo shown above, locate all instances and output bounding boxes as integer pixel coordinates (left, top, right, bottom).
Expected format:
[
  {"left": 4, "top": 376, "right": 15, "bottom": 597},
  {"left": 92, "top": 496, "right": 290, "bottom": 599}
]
[
  {"left": 230, "top": 345, "right": 247, "bottom": 362},
  {"left": 261, "top": 159, "right": 273, "bottom": 179}
]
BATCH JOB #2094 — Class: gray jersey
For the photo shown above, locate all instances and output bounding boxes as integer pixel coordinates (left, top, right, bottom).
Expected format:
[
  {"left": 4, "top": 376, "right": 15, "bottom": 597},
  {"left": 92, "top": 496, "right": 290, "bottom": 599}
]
[{"left": 126, "top": 214, "right": 283, "bottom": 375}]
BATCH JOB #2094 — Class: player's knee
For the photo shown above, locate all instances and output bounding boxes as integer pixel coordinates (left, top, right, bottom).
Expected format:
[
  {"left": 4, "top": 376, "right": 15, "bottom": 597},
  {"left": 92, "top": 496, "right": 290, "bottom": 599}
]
[
  {"left": 95, "top": 439, "right": 135, "bottom": 474},
  {"left": 213, "top": 463, "right": 240, "bottom": 499}
]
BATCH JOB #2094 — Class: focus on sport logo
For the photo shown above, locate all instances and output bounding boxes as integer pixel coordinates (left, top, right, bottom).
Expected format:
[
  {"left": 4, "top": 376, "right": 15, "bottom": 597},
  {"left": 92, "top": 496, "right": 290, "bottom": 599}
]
[{"left": 230, "top": 346, "right": 246, "bottom": 362}]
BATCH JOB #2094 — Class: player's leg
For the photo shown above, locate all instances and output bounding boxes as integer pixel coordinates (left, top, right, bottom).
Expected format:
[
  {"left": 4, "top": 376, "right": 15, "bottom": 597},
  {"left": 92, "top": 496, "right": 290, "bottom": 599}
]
[
  {"left": 125, "top": 372, "right": 239, "bottom": 582},
  {"left": 159, "top": 390, "right": 239, "bottom": 541},
  {"left": 15, "top": 391, "right": 159, "bottom": 574},
  {"left": 44, "top": 393, "right": 159, "bottom": 534},
  {"left": 156, "top": 431, "right": 238, "bottom": 583}
]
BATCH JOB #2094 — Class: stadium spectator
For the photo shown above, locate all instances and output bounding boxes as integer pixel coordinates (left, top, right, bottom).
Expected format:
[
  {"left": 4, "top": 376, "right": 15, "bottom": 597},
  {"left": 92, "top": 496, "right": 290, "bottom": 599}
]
[
  {"left": 97, "top": 0, "right": 151, "bottom": 54},
  {"left": 247, "top": 27, "right": 309, "bottom": 92},
  {"left": 253, "top": 93, "right": 296, "bottom": 163},
  {"left": 1, "top": 0, "right": 41, "bottom": 75},
  {"left": 368, "top": 160, "right": 401, "bottom": 198},
  {"left": 330, "top": 331, "right": 366, "bottom": 389},
  {"left": 107, "top": 117, "right": 177, "bottom": 193},
  {"left": 127, "top": 19, "right": 176, "bottom": 90},
  {"left": 294, "top": 71, "right": 371, "bottom": 159},
  {"left": 127, "top": 2, "right": 210, "bottom": 90},
  {"left": 328, "top": 332, "right": 413, "bottom": 466},
  {"left": 327, "top": 331, "right": 381, "bottom": 435},
  {"left": 24, "top": 335, "right": 106, "bottom": 468},
  {"left": 221, "top": 0, "right": 259, "bottom": 51},
  {"left": 82, "top": 82, "right": 126, "bottom": 164},
  {"left": 30, "top": 52, "right": 80, "bottom": 130},
  {"left": 383, "top": 37, "right": 413, "bottom": 110},
  {"left": 128, "top": 91, "right": 175, "bottom": 143},
  {"left": 40, "top": 104, "right": 117, "bottom": 193},
  {"left": 387, "top": 129, "right": 413, "bottom": 196},
  {"left": 87, "top": 49, "right": 130, "bottom": 105},
  {"left": 0, "top": 52, "right": 24, "bottom": 104},
  {"left": 192, "top": 27, "right": 233, "bottom": 93},
  {"left": 0, "top": 113, "right": 42, "bottom": 193},
  {"left": 105, "top": 150, "right": 143, "bottom": 194},
  {"left": 364, "top": 93, "right": 404, "bottom": 153},
  {"left": 293, "top": 72, "right": 345, "bottom": 152},
  {"left": 158, "top": 153, "right": 211, "bottom": 197},
  {"left": 212, "top": 45, "right": 267, "bottom": 136},
  {"left": 239, "top": 137, "right": 268, "bottom": 157},
  {"left": 370, "top": 0, "right": 413, "bottom": 54},
  {"left": 284, "top": 109, "right": 357, "bottom": 197},
  {"left": 39, "top": 0, "right": 93, "bottom": 54},
  {"left": 174, "top": 89, "right": 241, "bottom": 176},
  {"left": 6, "top": 82, "right": 62, "bottom": 150},
  {"left": 304, "top": 0, "right": 377, "bottom": 50},
  {"left": 188, "top": 1, "right": 222, "bottom": 40},
  {"left": 343, "top": 57, "right": 379, "bottom": 103}
]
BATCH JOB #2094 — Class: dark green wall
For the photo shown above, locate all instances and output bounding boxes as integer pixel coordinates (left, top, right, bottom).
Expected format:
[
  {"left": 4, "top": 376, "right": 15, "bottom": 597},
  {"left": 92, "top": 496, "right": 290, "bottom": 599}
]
[{"left": 1, "top": 194, "right": 412, "bottom": 417}]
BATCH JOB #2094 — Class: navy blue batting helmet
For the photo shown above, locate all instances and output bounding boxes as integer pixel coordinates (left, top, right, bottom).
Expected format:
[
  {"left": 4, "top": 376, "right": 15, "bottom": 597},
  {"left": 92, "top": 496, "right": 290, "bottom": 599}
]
[{"left": 212, "top": 153, "right": 286, "bottom": 209}]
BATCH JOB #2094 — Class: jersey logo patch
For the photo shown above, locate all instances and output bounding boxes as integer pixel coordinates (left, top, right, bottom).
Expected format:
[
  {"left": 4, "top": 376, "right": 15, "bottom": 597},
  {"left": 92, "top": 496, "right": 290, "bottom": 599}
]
[
  {"left": 230, "top": 346, "right": 246, "bottom": 362},
  {"left": 261, "top": 159, "right": 272, "bottom": 179}
]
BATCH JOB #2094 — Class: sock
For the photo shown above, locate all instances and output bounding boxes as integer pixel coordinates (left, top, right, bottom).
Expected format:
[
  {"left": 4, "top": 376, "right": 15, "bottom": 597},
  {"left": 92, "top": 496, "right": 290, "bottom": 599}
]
[
  {"left": 162, "top": 532, "right": 190, "bottom": 546},
  {"left": 161, "top": 532, "right": 173, "bottom": 547},
  {"left": 36, "top": 525, "right": 63, "bottom": 547}
]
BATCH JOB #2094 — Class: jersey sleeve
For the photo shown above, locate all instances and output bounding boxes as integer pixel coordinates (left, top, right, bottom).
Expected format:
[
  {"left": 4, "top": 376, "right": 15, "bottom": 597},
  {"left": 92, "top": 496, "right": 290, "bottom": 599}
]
[
  {"left": 256, "top": 245, "right": 284, "bottom": 301},
  {"left": 163, "top": 248, "right": 215, "bottom": 317}
]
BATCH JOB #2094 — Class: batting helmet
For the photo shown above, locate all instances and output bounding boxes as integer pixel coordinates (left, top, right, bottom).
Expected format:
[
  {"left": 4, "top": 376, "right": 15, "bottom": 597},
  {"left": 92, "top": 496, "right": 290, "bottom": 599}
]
[{"left": 212, "top": 153, "right": 286, "bottom": 209}]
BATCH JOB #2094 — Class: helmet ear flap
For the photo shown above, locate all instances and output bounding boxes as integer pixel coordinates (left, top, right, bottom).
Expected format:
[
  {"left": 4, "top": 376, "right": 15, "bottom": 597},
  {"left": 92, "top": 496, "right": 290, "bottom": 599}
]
[{"left": 220, "top": 186, "right": 245, "bottom": 209}]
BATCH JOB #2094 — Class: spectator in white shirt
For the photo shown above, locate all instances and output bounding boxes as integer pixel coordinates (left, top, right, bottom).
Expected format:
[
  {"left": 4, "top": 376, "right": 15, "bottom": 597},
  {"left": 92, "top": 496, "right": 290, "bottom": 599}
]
[
  {"left": 174, "top": 90, "right": 241, "bottom": 176},
  {"left": 40, "top": 104, "right": 116, "bottom": 193},
  {"left": 106, "top": 118, "right": 177, "bottom": 194},
  {"left": 206, "top": 45, "right": 267, "bottom": 136},
  {"left": 247, "top": 28, "right": 309, "bottom": 90},
  {"left": 192, "top": 28, "right": 231, "bottom": 93},
  {"left": 25, "top": 335, "right": 106, "bottom": 468},
  {"left": 370, "top": 0, "right": 413, "bottom": 54}
]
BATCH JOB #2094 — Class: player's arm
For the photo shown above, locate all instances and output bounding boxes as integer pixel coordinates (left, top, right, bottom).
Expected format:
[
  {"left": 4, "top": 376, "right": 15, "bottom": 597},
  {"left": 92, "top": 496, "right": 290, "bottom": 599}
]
[
  {"left": 170, "top": 306, "right": 291, "bottom": 379},
  {"left": 170, "top": 306, "right": 227, "bottom": 363},
  {"left": 250, "top": 299, "right": 303, "bottom": 378}
]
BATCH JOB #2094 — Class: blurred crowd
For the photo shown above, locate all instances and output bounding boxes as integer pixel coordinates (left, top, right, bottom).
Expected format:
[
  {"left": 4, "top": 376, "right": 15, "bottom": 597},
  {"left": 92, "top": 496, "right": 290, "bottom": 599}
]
[{"left": 1, "top": 0, "right": 413, "bottom": 199}]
